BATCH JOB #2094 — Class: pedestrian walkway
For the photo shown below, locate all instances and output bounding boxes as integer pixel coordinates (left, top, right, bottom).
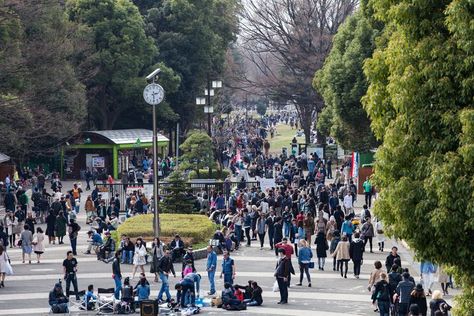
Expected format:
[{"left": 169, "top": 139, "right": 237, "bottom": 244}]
[{"left": 0, "top": 233, "right": 415, "bottom": 315}]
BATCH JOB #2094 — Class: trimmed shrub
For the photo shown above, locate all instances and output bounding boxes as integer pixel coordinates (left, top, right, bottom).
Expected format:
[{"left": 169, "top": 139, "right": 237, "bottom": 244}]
[{"left": 116, "top": 213, "right": 216, "bottom": 245}]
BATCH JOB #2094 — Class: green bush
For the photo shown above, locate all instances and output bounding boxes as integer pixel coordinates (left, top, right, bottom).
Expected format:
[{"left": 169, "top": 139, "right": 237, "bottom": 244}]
[
  {"left": 188, "top": 169, "right": 230, "bottom": 180},
  {"left": 117, "top": 214, "right": 216, "bottom": 244}
]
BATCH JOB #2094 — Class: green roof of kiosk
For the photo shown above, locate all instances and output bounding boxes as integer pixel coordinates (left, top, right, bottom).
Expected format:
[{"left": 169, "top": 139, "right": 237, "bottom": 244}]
[{"left": 86, "top": 129, "right": 168, "bottom": 144}]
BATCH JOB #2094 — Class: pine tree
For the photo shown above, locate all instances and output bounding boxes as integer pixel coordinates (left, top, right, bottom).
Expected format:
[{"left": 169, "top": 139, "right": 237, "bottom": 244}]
[{"left": 160, "top": 171, "right": 195, "bottom": 213}]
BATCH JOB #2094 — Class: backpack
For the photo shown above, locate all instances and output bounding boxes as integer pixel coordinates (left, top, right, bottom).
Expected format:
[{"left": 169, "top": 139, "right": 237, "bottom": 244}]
[{"left": 377, "top": 283, "right": 390, "bottom": 301}]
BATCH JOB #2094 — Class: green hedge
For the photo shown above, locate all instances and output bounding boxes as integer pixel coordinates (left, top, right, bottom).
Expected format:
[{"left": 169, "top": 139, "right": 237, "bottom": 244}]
[
  {"left": 116, "top": 214, "right": 215, "bottom": 244},
  {"left": 188, "top": 169, "right": 230, "bottom": 180}
]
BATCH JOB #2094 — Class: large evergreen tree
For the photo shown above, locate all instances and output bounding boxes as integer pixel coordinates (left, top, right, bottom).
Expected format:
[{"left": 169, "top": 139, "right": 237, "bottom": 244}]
[
  {"left": 144, "top": 0, "right": 239, "bottom": 132},
  {"left": 67, "top": 0, "right": 157, "bottom": 129},
  {"left": 0, "top": 0, "right": 87, "bottom": 159},
  {"left": 363, "top": 0, "right": 474, "bottom": 312},
  {"left": 314, "top": 5, "right": 380, "bottom": 152}
]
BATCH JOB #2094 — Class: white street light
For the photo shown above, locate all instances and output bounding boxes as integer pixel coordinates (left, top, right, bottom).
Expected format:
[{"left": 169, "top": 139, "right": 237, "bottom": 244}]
[
  {"left": 212, "top": 80, "right": 222, "bottom": 88},
  {"left": 204, "top": 89, "right": 215, "bottom": 96},
  {"left": 196, "top": 97, "right": 206, "bottom": 105}
]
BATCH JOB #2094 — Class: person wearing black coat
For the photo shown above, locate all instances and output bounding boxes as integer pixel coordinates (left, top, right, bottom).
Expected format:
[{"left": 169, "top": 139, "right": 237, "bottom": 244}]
[
  {"left": 385, "top": 246, "right": 401, "bottom": 272},
  {"left": 333, "top": 206, "right": 344, "bottom": 231},
  {"left": 409, "top": 283, "right": 428, "bottom": 316},
  {"left": 45, "top": 212, "right": 56, "bottom": 244},
  {"left": 315, "top": 231, "right": 328, "bottom": 270},
  {"left": 273, "top": 217, "right": 283, "bottom": 256},
  {"left": 349, "top": 232, "right": 365, "bottom": 278}
]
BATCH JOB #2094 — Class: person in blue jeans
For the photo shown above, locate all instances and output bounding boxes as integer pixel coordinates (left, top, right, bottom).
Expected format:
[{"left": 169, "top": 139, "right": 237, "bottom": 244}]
[
  {"left": 371, "top": 272, "right": 391, "bottom": 316},
  {"left": 120, "top": 236, "right": 134, "bottom": 264},
  {"left": 206, "top": 246, "right": 217, "bottom": 295},
  {"left": 111, "top": 251, "right": 122, "bottom": 299},
  {"left": 157, "top": 250, "right": 176, "bottom": 303},
  {"left": 220, "top": 251, "right": 235, "bottom": 285},
  {"left": 176, "top": 273, "right": 201, "bottom": 307}
]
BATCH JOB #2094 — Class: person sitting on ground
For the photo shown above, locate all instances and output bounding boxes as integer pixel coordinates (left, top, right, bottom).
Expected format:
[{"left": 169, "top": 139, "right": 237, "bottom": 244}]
[
  {"left": 133, "top": 273, "right": 150, "bottom": 292},
  {"left": 121, "top": 277, "right": 135, "bottom": 312},
  {"left": 84, "top": 284, "right": 97, "bottom": 310},
  {"left": 49, "top": 282, "right": 69, "bottom": 314},
  {"left": 233, "top": 285, "right": 244, "bottom": 302},
  {"left": 85, "top": 230, "right": 103, "bottom": 255},
  {"left": 221, "top": 282, "right": 242, "bottom": 308},
  {"left": 135, "top": 276, "right": 150, "bottom": 301},
  {"left": 234, "top": 280, "right": 254, "bottom": 300},
  {"left": 243, "top": 281, "right": 263, "bottom": 306}
]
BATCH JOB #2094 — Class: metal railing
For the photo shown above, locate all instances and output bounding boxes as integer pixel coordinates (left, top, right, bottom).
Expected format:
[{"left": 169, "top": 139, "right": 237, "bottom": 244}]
[{"left": 93, "top": 180, "right": 260, "bottom": 211}]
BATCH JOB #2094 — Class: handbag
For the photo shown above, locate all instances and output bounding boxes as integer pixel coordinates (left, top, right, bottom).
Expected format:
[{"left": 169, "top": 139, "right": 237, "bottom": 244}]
[
  {"left": 272, "top": 280, "right": 279, "bottom": 292},
  {"left": 309, "top": 262, "right": 315, "bottom": 269},
  {"left": 5, "top": 259, "right": 13, "bottom": 276}
]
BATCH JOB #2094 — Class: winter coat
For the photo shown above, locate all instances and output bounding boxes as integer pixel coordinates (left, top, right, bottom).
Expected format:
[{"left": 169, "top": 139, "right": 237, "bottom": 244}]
[
  {"left": 349, "top": 238, "right": 364, "bottom": 261},
  {"left": 332, "top": 240, "right": 350, "bottom": 260},
  {"left": 315, "top": 232, "right": 328, "bottom": 258}
]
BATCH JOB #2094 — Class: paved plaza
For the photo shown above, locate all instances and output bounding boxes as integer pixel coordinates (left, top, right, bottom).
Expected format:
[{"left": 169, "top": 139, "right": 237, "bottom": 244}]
[{"left": 0, "top": 187, "right": 454, "bottom": 316}]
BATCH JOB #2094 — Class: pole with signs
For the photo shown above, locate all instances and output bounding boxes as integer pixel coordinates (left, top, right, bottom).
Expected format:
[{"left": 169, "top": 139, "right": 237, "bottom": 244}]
[{"left": 143, "top": 69, "right": 165, "bottom": 237}]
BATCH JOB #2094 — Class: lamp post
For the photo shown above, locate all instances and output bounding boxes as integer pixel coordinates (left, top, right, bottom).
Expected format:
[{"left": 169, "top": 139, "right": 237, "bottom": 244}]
[
  {"left": 143, "top": 68, "right": 164, "bottom": 237},
  {"left": 196, "top": 79, "right": 222, "bottom": 137}
]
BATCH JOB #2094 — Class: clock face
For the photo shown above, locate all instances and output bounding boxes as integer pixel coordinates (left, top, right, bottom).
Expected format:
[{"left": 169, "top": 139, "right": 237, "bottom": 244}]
[{"left": 143, "top": 83, "right": 165, "bottom": 105}]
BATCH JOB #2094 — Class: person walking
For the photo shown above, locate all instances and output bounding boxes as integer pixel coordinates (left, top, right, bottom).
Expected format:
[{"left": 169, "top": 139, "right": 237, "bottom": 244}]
[
  {"left": 112, "top": 250, "right": 122, "bottom": 299},
  {"left": 332, "top": 235, "right": 350, "bottom": 278},
  {"left": 437, "top": 265, "right": 450, "bottom": 296},
  {"left": 63, "top": 251, "right": 80, "bottom": 301},
  {"left": 45, "top": 211, "right": 56, "bottom": 245},
  {"left": 256, "top": 213, "right": 267, "bottom": 250},
  {"left": 273, "top": 217, "right": 283, "bottom": 256},
  {"left": 67, "top": 219, "right": 80, "bottom": 256},
  {"left": 275, "top": 248, "right": 290, "bottom": 304},
  {"left": 349, "top": 232, "right": 365, "bottom": 279},
  {"left": 396, "top": 272, "right": 416, "bottom": 316},
  {"left": 157, "top": 249, "right": 176, "bottom": 303},
  {"left": 315, "top": 231, "right": 328, "bottom": 271},
  {"left": 266, "top": 212, "right": 275, "bottom": 250},
  {"left": 0, "top": 245, "right": 10, "bottom": 287},
  {"left": 429, "top": 290, "right": 451, "bottom": 316},
  {"left": 375, "top": 217, "right": 385, "bottom": 252},
  {"left": 329, "top": 230, "right": 341, "bottom": 271},
  {"left": 131, "top": 237, "right": 146, "bottom": 279},
  {"left": 20, "top": 224, "right": 33, "bottom": 264},
  {"left": 206, "top": 245, "right": 217, "bottom": 295},
  {"left": 55, "top": 211, "right": 67, "bottom": 245},
  {"left": 243, "top": 210, "right": 252, "bottom": 247},
  {"left": 5, "top": 212, "right": 17, "bottom": 248},
  {"left": 32, "top": 227, "right": 45, "bottom": 264},
  {"left": 150, "top": 237, "right": 163, "bottom": 282},
  {"left": 420, "top": 261, "right": 437, "bottom": 296},
  {"left": 220, "top": 251, "right": 236, "bottom": 285},
  {"left": 303, "top": 212, "right": 314, "bottom": 242},
  {"left": 371, "top": 272, "right": 392, "bottom": 316},
  {"left": 385, "top": 246, "right": 401, "bottom": 273},
  {"left": 296, "top": 239, "right": 312, "bottom": 287},
  {"left": 409, "top": 283, "right": 428, "bottom": 316},
  {"left": 361, "top": 217, "right": 375, "bottom": 253},
  {"left": 363, "top": 177, "right": 372, "bottom": 208}
]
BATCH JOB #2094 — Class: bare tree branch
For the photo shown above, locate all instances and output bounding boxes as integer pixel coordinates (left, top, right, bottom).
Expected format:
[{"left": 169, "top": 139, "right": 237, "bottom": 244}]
[{"left": 238, "top": 0, "right": 357, "bottom": 143}]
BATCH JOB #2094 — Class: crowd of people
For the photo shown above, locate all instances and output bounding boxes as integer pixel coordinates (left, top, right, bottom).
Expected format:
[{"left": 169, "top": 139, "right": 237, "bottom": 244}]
[{"left": 0, "top": 114, "right": 455, "bottom": 316}]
